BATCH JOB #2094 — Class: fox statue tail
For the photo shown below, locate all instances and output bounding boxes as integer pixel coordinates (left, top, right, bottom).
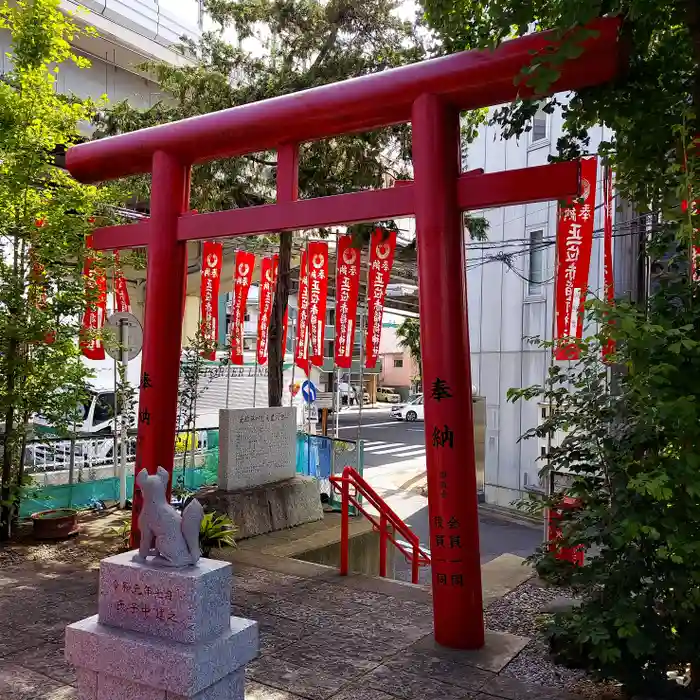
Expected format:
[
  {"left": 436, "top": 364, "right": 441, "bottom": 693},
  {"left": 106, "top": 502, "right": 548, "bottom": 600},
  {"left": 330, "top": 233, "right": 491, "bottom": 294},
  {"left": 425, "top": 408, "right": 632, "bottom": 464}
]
[{"left": 181, "top": 498, "right": 204, "bottom": 565}]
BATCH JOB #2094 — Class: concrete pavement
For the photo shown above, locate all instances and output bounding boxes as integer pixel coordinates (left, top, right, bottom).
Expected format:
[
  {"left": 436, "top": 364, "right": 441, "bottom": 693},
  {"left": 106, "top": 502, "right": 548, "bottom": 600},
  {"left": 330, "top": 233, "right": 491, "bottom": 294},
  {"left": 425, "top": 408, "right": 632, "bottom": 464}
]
[{"left": 329, "top": 408, "right": 542, "bottom": 582}]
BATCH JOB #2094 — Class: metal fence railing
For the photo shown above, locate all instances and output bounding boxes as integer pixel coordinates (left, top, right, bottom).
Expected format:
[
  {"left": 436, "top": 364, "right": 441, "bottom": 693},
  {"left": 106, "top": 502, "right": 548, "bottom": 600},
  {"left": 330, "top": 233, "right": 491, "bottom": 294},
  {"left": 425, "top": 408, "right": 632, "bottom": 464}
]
[
  {"left": 20, "top": 427, "right": 365, "bottom": 519},
  {"left": 295, "top": 433, "right": 364, "bottom": 513}
]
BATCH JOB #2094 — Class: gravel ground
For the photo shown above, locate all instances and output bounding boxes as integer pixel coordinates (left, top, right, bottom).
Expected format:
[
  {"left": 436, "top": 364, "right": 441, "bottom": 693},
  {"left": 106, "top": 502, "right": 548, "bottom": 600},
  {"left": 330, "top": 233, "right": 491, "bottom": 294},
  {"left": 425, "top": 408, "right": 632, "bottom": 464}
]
[
  {"left": 485, "top": 580, "right": 623, "bottom": 699},
  {"left": 0, "top": 512, "right": 121, "bottom": 570}
]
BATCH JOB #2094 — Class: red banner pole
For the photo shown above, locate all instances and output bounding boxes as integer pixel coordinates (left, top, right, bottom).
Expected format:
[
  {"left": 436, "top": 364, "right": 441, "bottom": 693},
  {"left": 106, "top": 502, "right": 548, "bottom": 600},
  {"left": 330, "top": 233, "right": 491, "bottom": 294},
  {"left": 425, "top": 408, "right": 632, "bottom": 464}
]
[
  {"left": 412, "top": 93, "right": 484, "bottom": 649},
  {"left": 130, "top": 151, "right": 189, "bottom": 546}
]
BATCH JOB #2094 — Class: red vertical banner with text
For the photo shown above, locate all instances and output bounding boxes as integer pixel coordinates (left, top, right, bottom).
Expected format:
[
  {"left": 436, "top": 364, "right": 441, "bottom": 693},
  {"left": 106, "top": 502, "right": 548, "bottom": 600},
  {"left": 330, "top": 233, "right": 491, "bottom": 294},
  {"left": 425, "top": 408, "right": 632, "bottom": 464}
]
[
  {"left": 113, "top": 250, "right": 132, "bottom": 313},
  {"left": 308, "top": 241, "right": 329, "bottom": 367},
  {"left": 229, "top": 250, "right": 255, "bottom": 365},
  {"left": 365, "top": 229, "right": 397, "bottom": 368},
  {"left": 554, "top": 157, "right": 597, "bottom": 361},
  {"left": 257, "top": 256, "right": 276, "bottom": 365},
  {"left": 80, "top": 235, "right": 107, "bottom": 360},
  {"left": 275, "top": 255, "right": 290, "bottom": 354},
  {"left": 602, "top": 166, "right": 615, "bottom": 361},
  {"left": 200, "top": 242, "right": 223, "bottom": 361},
  {"left": 685, "top": 198, "right": 700, "bottom": 281},
  {"left": 295, "top": 250, "right": 310, "bottom": 375},
  {"left": 334, "top": 235, "right": 361, "bottom": 368}
]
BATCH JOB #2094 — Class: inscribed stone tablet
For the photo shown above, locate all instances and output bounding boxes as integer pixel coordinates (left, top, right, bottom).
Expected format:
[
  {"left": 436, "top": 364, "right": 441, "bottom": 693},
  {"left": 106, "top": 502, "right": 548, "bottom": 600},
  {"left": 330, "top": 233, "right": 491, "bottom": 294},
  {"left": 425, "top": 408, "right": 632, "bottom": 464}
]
[{"left": 218, "top": 407, "right": 296, "bottom": 491}]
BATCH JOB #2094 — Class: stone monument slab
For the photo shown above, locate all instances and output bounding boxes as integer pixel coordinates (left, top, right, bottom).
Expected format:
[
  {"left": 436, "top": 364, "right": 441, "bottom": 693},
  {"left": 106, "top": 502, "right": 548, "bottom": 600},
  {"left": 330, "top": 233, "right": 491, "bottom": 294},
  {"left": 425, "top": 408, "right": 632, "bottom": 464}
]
[
  {"left": 98, "top": 551, "right": 231, "bottom": 644},
  {"left": 218, "top": 407, "right": 296, "bottom": 491}
]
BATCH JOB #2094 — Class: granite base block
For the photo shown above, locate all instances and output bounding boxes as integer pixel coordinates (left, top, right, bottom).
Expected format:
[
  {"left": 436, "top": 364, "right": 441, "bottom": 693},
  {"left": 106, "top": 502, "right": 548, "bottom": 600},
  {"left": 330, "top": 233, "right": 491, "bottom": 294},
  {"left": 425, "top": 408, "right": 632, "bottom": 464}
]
[
  {"left": 65, "top": 615, "right": 258, "bottom": 696},
  {"left": 98, "top": 552, "right": 232, "bottom": 644},
  {"left": 168, "top": 669, "right": 244, "bottom": 700},
  {"left": 196, "top": 477, "right": 323, "bottom": 540},
  {"left": 75, "top": 667, "right": 244, "bottom": 700},
  {"left": 97, "top": 673, "right": 165, "bottom": 700},
  {"left": 76, "top": 668, "right": 97, "bottom": 700}
]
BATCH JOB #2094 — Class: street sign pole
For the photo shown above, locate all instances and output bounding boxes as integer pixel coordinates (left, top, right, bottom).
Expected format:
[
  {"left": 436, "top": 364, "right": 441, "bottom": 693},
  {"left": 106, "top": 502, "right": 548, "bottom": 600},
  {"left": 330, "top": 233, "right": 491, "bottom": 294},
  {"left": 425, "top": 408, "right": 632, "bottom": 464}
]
[
  {"left": 334, "top": 366, "right": 341, "bottom": 438},
  {"left": 252, "top": 360, "right": 258, "bottom": 408},
  {"left": 119, "top": 318, "right": 129, "bottom": 509}
]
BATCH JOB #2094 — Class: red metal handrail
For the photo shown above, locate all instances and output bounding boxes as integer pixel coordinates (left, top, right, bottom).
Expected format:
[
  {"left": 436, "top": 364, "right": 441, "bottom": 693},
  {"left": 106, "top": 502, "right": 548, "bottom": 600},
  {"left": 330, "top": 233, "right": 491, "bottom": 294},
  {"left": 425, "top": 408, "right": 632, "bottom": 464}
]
[{"left": 329, "top": 466, "right": 431, "bottom": 584}]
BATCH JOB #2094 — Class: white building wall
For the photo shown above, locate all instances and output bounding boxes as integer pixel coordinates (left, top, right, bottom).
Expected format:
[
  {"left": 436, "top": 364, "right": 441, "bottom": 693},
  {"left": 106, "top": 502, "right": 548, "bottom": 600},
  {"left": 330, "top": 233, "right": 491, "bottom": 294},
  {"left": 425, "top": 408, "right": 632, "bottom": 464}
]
[{"left": 467, "top": 105, "right": 609, "bottom": 507}]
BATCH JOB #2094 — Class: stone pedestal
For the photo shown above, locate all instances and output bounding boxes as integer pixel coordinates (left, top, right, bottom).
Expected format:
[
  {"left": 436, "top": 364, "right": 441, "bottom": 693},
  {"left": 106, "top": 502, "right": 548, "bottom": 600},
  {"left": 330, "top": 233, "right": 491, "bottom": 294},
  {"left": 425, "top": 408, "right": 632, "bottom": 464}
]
[
  {"left": 65, "top": 551, "right": 258, "bottom": 700},
  {"left": 196, "top": 477, "right": 323, "bottom": 540}
]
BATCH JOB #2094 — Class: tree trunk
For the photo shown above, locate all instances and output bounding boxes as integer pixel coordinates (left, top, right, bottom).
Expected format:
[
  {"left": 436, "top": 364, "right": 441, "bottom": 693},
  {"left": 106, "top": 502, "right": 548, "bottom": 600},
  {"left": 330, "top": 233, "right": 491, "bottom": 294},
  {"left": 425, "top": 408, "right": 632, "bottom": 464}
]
[
  {"left": 0, "top": 338, "right": 18, "bottom": 541},
  {"left": 268, "top": 232, "right": 293, "bottom": 407},
  {"left": 11, "top": 414, "right": 29, "bottom": 531}
]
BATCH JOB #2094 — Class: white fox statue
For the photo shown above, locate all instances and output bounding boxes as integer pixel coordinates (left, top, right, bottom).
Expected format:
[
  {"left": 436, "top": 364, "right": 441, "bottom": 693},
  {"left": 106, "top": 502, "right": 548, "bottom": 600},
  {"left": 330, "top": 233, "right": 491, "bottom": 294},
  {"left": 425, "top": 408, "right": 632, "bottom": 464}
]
[{"left": 133, "top": 466, "right": 204, "bottom": 567}]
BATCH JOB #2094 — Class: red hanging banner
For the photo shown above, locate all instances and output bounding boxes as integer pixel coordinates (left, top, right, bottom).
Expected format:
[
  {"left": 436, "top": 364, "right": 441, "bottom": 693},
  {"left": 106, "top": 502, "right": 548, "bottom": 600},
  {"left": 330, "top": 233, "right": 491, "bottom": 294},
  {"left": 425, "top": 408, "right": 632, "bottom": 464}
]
[
  {"left": 282, "top": 304, "right": 289, "bottom": 355},
  {"left": 256, "top": 255, "right": 277, "bottom": 365},
  {"left": 334, "top": 235, "right": 361, "bottom": 369},
  {"left": 229, "top": 250, "right": 255, "bottom": 365},
  {"left": 365, "top": 229, "right": 397, "bottom": 368},
  {"left": 602, "top": 166, "right": 615, "bottom": 361},
  {"left": 80, "top": 235, "right": 107, "bottom": 360},
  {"left": 272, "top": 254, "right": 290, "bottom": 355},
  {"left": 200, "top": 241, "right": 223, "bottom": 361},
  {"left": 295, "top": 250, "right": 310, "bottom": 375},
  {"left": 687, "top": 198, "right": 700, "bottom": 281},
  {"left": 554, "top": 157, "right": 597, "bottom": 361},
  {"left": 113, "top": 250, "right": 132, "bottom": 313},
  {"left": 308, "top": 241, "right": 329, "bottom": 367}
]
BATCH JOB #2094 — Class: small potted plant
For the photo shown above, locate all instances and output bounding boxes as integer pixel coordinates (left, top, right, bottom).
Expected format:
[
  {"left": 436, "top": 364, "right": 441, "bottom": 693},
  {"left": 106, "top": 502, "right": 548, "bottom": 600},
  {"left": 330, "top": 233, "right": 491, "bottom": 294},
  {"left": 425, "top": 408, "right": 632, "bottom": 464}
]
[
  {"left": 31, "top": 508, "right": 79, "bottom": 540},
  {"left": 199, "top": 512, "right": 238, "bottom": 557}
]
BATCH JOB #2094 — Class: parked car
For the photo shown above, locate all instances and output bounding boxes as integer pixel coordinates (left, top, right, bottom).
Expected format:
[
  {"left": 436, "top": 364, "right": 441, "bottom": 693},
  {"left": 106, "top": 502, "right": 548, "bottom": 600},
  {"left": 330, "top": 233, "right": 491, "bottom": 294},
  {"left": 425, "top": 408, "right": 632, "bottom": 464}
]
[
  {"left": 391, "top": 394, "right": 424, "bottom": 422},
  {"left": 376, "top": 386, "right": 401, "bottom": 403}
]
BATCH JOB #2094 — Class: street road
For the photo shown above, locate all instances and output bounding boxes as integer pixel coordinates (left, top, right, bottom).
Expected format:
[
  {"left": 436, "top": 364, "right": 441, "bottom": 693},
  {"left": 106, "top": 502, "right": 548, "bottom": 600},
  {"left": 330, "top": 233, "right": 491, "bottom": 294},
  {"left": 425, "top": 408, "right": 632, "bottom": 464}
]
[{"left": 332, "top": 406, "right": 542, "bottom": 582}]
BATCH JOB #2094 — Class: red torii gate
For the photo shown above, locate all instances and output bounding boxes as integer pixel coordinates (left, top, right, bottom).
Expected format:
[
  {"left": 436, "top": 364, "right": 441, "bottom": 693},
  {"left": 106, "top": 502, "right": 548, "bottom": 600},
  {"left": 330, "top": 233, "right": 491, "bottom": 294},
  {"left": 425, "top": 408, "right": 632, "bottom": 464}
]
[{"left": 66, "top": 18, "right": 623, "bottom": 650}]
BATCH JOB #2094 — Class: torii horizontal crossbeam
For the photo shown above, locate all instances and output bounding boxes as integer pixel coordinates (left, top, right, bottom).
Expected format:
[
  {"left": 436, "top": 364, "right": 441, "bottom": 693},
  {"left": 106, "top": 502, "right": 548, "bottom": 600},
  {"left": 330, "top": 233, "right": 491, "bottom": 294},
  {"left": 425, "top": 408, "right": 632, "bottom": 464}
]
[
  {"left": 91, "top": 161, "right": 580, "bottom": 250},
  {"left": 67, "top": 18, "right": 622, "bottom": 184}
]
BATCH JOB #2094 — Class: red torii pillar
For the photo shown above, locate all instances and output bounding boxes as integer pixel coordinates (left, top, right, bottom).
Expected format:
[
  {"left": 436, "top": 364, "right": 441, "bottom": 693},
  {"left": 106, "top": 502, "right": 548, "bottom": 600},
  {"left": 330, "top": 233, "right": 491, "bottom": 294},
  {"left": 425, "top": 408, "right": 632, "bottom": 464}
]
[{"left": 65, "top": 17, "right": 623, "bottom": 649}]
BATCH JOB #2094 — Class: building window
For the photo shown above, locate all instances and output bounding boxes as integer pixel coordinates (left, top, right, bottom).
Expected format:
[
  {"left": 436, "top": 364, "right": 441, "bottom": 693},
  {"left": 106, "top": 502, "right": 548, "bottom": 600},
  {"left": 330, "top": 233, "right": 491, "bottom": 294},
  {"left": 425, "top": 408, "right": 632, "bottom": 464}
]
[
  {"left": 393, "top": 358, "right": 404, "bottom": 368},
  {"left": 324, "top": 340, "right": 334, "bottom": 358},
  {"left": 528, "top": 229, "right": 545, "bottom": 296},
  {"left": 244, "top": 313, "right": 251, "bottom": 322},
  {"left": 529, "top": 105, "right": 548, "bottom": 145}
]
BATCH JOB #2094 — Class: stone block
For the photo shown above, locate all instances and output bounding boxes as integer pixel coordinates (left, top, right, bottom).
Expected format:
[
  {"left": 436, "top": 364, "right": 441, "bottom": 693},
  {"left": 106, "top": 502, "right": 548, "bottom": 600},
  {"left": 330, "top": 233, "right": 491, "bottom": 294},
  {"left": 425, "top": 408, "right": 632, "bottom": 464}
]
[
  {"left": 76, "top": 669, "right": 97, "bottom": 700},
  {"left": 65, "top": 615, "right": 258, "bottom": 696},
  {"left": 98, "top": 552, "right": 232, "bottom": 644},
  {"left": 197, "top": 477, "right": 323, "bottom": 540},
  {"left": 218, "top": 408, "right": 296, "bottom": 491},
  {"left": 98, "top": 674, "right": 165, "bottom": 700},
  {"left": 167, "top": 669, "right": 244, "bottom": 700}
]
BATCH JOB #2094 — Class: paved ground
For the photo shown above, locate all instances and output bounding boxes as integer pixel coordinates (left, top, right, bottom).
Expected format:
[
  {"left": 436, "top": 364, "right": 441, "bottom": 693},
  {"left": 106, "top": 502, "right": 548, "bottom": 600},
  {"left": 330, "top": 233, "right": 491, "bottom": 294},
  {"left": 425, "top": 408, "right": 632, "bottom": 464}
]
[
  {"left": 0, "top": 543, "right": 585, "bottom": 700},
  {"left": 334, "top": 408, "right": 425, "bottom": 468},
  {"left": 331, "top": 408, "right": 542, "bottom": 583}
]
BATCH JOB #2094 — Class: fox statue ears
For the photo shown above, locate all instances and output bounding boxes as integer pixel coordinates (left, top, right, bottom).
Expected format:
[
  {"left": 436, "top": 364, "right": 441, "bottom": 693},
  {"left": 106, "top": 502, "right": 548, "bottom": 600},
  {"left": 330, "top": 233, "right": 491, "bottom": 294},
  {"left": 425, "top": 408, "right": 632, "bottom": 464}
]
[{"left": 136, "top": 467, "right": 169, "bottom": 489}]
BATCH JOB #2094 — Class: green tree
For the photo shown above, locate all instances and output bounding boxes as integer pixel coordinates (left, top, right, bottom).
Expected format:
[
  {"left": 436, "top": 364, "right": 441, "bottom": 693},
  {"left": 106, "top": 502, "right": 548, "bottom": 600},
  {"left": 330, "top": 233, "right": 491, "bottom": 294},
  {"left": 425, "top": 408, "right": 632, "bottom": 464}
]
[
  {"left": 423, "top": 0, "right": 700, "bottom": 691},
  {"left": 396, "top": 317, "right": 421, "bottom": 384},
  {"left": 0, "top": 0, "right": 119, "bottom": 540},
  {"left": 419, "top": 0, "right": 698, "bottom": 238},
  {"left": 96, "top": 0, "right": 486, "bottom": 406}
]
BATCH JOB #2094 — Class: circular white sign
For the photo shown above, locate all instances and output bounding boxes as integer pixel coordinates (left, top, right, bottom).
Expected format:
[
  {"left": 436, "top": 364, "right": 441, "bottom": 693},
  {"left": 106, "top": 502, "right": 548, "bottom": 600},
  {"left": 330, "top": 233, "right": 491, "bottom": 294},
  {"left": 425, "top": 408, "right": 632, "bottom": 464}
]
[{"left": 105, "top": 312, "right": 143, "bottom": 362}]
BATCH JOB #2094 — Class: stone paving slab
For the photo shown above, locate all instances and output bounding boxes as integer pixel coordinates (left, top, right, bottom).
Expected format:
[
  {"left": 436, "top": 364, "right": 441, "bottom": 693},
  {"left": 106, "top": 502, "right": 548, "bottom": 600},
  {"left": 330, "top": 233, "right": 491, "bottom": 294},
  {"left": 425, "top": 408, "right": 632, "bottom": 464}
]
[{"left": 0, "top": 549, "right": 586, "bottom": 700}]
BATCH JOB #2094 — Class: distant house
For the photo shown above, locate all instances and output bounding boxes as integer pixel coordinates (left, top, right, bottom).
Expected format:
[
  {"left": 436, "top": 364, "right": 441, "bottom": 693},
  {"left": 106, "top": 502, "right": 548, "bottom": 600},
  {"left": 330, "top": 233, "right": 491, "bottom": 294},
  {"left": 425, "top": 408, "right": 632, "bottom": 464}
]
[{"left": 378, "top": 324, "right": 420, "bottom": 400}]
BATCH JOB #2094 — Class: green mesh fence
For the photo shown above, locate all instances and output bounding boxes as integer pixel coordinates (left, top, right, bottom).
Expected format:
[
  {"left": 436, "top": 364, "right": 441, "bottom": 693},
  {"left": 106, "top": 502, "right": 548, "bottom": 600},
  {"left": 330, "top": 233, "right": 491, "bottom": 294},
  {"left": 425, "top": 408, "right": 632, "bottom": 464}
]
[
  {"left": 20, "top": 442, "right": 220, "bottom": 518},
  {"left": 20, "top": 429, "right": 360, "bottom": 518}
]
